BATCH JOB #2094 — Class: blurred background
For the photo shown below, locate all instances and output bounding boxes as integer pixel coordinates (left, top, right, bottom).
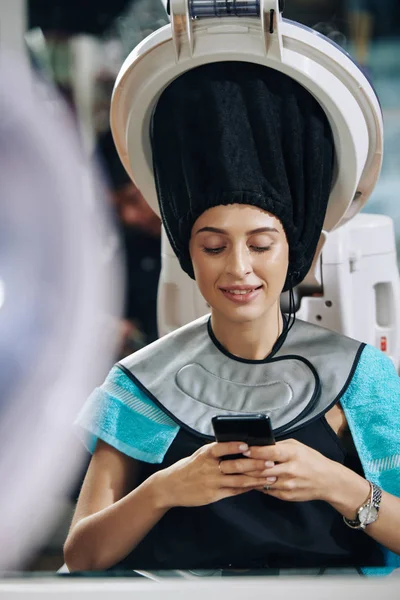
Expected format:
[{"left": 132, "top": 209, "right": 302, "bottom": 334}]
[{"left": 1, "top": 0, "right": 400, "bottom": 573}]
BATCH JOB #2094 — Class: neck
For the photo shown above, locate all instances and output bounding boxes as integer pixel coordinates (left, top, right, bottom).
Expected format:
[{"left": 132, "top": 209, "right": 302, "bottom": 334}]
[{"left": 210, "top": 303, "right": 283, "bottom": 361}]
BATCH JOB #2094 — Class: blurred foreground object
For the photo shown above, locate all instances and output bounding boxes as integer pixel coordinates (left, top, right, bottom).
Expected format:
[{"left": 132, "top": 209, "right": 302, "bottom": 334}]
[
  {"left": 0, "top": 56, "right": 122, "bottom": 570},
  {"left": 96, "top": 130, "right": 161, "bottom": 355}
]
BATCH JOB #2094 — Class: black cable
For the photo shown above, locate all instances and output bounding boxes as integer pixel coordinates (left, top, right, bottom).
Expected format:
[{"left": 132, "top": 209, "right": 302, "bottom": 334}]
[{"left": 281, "top": 275, "right": 297, "bottom": 340}]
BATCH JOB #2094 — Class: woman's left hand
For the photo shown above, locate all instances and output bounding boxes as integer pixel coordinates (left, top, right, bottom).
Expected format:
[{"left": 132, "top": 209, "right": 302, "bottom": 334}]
[{"left": 243, "top": 439, "right": 341, "bottom": 502}]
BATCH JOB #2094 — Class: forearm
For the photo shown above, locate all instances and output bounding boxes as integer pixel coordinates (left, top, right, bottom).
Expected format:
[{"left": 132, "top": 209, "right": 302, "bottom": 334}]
[
  {"left": 64, "top": 472, "right": 168, "bottom": 572},
  {"left": 325, "top": 461, "right": 400, "bottom": 555}
]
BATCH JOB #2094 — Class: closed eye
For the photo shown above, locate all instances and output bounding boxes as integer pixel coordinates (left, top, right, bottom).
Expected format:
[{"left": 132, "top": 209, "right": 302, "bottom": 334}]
[
  {"left": 251, "top": 246, "right": 271, "bottom": 253},
  {"left": 202, "top": 245, "right": 272, "bottom": 255},
  {"left": 202, "top": 247, "right": 226, "bottom": 255}
]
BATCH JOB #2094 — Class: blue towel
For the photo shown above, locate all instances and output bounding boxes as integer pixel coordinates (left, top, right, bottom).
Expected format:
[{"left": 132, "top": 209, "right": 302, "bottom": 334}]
[{"left": 75, "top": 365, "right": 179, "bottom": 463}]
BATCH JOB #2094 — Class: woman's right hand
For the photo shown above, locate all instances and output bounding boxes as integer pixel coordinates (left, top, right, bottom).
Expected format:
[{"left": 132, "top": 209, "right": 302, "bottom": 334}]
[{"left": 151, "top": 442, "right": 271, "bottom": 509}]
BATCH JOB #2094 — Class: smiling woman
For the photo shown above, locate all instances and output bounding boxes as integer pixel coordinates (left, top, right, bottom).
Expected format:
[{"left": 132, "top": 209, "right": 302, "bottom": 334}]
[
  {"left": 190, "top": 205, "right": 288, "bottom": 358},
  {"left": 64, "top": 60, "right": 400, "bottom": 574}
]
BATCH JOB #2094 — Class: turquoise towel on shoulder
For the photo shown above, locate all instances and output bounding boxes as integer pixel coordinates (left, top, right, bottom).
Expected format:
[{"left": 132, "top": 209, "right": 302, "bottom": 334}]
[{"left": 75, "top": 364, "right": 179, "bottom": 463}]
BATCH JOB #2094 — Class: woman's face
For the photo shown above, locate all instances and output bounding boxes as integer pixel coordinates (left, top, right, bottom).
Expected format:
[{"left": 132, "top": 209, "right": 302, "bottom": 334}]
[{"left": 189, "top": 204, "right": 289, "bottom": 325}]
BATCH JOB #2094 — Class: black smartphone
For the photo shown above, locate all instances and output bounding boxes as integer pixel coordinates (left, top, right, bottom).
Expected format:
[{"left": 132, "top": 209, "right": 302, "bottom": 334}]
[{"left": 212, "top": 414, "right": 275, "bottom": 460}]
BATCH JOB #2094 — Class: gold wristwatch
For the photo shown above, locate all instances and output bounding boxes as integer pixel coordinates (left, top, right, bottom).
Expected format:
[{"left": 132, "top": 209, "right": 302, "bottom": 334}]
[{"left": 343, "top": 482, "right": 382, "bottom": 530}]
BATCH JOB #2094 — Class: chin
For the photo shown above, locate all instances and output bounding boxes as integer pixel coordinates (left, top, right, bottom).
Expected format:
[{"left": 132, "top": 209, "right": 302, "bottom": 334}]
[{"left": 213, "top": 303, "right": 267, "bottom": 324}]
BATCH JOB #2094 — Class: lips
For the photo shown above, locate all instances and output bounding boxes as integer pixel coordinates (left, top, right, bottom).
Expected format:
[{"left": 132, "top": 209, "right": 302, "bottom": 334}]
[
  {"left": 219, "top": 285, "right": 263, "bottom": 304},
  {"left": 220, "top": 285, "right": 262, "bottom": 294}
]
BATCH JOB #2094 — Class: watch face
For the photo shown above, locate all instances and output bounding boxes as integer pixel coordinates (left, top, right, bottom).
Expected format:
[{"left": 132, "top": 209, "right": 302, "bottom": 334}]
[{"left": 359, "top": 505, "right": 378, "bottom": 525}]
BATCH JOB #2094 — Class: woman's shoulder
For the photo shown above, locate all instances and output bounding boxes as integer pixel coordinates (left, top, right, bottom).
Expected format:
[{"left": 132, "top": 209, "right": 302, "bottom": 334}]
[
  {"left": 292, "top": 320, "right": 398, "bottom": 392},
  {"left": 341, "top": 343, "right": 399, "bottom": 408},
  {"left": 120, "top": 315, "right": 210, "bottom": 371},
  {"left": 74, "top": 364, "right": 180, "bottom": 464},
  {"left": 356, "top": 344, "right": 398, "bottom": 382}
]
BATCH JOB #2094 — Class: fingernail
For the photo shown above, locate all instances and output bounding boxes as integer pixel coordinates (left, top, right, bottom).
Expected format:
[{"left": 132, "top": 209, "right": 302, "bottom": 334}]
[
  {"left": 264, "top": 461, "right": 274, "bottom": 468},
  {"left": 242, "top": 450, "right": 251, "bottom": 456},
  {"left": 266, "top": 477, "right": 277, "bottom": 483},
  {"left": 239, "top": 444, "right": 249, "bottom": 451}
]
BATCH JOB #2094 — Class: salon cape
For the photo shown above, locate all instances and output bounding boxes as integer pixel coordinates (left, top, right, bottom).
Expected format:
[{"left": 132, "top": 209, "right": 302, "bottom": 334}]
[{"left": 76, "top": 316, "right": 400, "bottom": 571}]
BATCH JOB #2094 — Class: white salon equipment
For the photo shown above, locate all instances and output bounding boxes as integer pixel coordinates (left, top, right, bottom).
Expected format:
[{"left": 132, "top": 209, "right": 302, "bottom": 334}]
[
  {"left": 296, "top": 214, "right": 400, "bottom": 369},
  {"left": 110, "top": 0, "right": 400, "bottom": 368}
]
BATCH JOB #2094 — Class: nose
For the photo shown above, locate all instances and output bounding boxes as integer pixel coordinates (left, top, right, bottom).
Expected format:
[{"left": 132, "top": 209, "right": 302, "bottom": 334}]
[{"left": 226, "top": 243, "right": 252, "bottom": 279}]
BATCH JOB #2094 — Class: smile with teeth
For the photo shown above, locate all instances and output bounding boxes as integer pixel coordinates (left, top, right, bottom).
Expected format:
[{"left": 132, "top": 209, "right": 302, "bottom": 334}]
[
  {"left": 220, "top": 286, "right": 262, "bottom": 295},
  {"left": 225, "top": 289, "right": 256, "bottom": 295},
  {"left": 219, "top": 285, "right": 262, "bottom": 304}
]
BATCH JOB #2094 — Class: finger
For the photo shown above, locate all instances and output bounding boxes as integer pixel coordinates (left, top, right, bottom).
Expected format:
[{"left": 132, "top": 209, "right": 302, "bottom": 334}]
[
  {"left": 247, "top": 471, "right": 277, "bottom": 481},
  {"left": 254, "top": 464, "right": 294, "bottom": 478},
  {"left": 243, "top": 443, "right": 290, "bottom": 462},
  {"left": 210, "top": 441, "right": 249, "bottom": 459},
  {"left": 260, "top": 488, "right": 293, "bottom": 501},
  {"left": 247, "top": 459, "right": 298, "bottom": 481},
  {"left": 261, "top": 477, "right": 300, "bottom": 495},
  {"left": 256, "top": 480, "right": 280, "bottom": 493},
  {"left": 225, "top": 488, "right": 256, "bottom": 498},
  {"left": 244, "top": 461, "right": 275, "bottom": 477},
  {"left": 255, "top": 487, "right": 276, "bottom": 495},
  {"left": 222, "top": 475, "right": 273, "bottom": 490},
  {"left": 219, "top": 458, "right": 269, "bottom": 474},
  {"left": 259, "top": 488, "right": 281, "bottom": 497}
]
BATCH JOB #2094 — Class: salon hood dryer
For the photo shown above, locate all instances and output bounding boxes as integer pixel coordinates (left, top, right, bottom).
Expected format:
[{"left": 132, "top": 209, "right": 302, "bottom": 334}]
[{"left": 110, "top": 0, "right": 400, "bottom": 368}]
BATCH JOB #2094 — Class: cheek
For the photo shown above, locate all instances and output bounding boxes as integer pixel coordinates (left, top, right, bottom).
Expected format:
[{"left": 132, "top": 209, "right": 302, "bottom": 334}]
[
  {"left": 191, "top": 253, "right": 220, "bottom": 293},
  {"left": 257, "top": 249, "right": 289, "bottom": 285}
]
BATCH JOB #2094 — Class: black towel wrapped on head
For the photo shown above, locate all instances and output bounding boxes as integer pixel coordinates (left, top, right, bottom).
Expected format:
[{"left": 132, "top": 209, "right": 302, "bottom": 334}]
[{"left": 151, "top": 61, "right": 334, "bottom": 290}]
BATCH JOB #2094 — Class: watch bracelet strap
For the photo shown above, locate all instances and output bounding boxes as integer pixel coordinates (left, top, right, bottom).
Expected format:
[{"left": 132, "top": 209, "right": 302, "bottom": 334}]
[
  {"left": 343, "top": 482, "right": 382, "bottom": 529},
  {"left": 372, "top": 483, "right": 382, "bottom": 508}
]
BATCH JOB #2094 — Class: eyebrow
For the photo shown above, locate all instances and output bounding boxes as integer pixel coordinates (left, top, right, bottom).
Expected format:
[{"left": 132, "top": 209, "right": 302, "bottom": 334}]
[{"left": 195, "top": 226, "right": 279, "bottom": 235}]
